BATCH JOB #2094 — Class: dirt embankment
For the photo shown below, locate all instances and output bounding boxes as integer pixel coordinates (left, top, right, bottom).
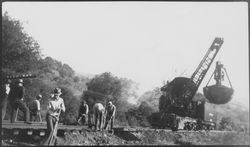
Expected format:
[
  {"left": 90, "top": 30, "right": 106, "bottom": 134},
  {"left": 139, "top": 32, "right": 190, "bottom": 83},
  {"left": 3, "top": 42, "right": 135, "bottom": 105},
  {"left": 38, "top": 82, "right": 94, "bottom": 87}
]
[
  {"left": 2, "top": 130, "right": 249, "bottom": 146},
  {"left": 59, "top": 130, "right": 250, "bottom": 145}
]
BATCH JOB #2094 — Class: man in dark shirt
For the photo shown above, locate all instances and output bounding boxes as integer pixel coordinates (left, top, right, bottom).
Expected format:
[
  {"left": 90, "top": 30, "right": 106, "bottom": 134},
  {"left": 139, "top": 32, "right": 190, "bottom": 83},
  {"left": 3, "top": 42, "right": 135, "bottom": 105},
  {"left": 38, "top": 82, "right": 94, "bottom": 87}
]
[
  {"left": 77, "top": 100, "right": 89, "bottom": 125},
  {"left": 1, "top": 79, "right": 11, "bottom": 120},
  {"left": 8, "top": 79, "right": 30, "bottom": 123},
  {"left": 28, "top": 94, "right": 42, "bottom": 122}
]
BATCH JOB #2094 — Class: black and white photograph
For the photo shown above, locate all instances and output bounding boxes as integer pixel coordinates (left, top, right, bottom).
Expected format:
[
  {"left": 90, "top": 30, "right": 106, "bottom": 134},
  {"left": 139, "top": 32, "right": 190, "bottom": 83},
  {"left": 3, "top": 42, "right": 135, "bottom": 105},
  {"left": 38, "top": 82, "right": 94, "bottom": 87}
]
[{"left": 1, "top": 1, "right": 249, "bottom": 146}]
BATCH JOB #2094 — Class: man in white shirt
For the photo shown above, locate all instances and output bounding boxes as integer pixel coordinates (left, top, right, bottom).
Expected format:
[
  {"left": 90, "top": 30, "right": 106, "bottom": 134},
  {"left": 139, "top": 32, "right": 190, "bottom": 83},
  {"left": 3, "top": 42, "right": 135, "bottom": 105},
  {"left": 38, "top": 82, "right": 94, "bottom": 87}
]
[
  {"left": 93, "top": 103, "right": 105, "bottom": 131},
  {"left": 43, "top": 88, "right": 65, "bottom": 145}
]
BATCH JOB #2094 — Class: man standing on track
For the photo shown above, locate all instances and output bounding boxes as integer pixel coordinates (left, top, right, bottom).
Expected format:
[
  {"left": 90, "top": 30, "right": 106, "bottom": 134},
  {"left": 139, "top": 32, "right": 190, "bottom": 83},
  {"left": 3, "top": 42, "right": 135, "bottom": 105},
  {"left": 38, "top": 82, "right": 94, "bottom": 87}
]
[
  {"left": 28, "top": 94, "right": 43, "bottom": 122},
  {"left": 8, "top": 79, "right": 31, "bottom": 124},
  {"left": 93, "top": 102, "right": 105, "bottom": 131},
  {"left": 104, "top": 101, "right": 116, "bottom": 131},
  {"left": 43, "top": 88, "right": 65, "bottom": 145}
]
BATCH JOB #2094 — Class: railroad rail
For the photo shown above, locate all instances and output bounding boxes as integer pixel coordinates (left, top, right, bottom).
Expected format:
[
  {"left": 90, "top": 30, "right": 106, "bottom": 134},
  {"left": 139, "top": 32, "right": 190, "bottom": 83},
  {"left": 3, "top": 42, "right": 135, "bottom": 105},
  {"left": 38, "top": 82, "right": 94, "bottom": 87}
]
[
  {"left": 1, "top": 120, "right": 234, "bottom": 140},
  {"left": 1, "top": 120, "right": 88, "bottom": 138}
]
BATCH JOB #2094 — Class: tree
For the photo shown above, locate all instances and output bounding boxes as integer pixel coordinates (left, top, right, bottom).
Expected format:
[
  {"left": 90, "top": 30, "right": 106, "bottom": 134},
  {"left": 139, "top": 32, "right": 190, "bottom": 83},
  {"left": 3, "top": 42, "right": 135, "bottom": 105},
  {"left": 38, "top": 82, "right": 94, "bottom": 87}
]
[
  {"left": 137, "top": 87, "right": 161, "bottom": 111},
  {"left": 59, "top": 86, "right": 80, "bottom": 125},
  {"left": 2, "top": 12, "right": 44, "bottom": 120},
  {"left": 83, "top": 72, "right": 138, "bottom": 125},
  {"left": 2, "top": 12, "right": 42, "bottom": 75},
  {"left": 2, "top": 13, "right": 90, "bottom": 122},
  {"left": 124, "top": 88, "right": 161, "bottom": 127}
]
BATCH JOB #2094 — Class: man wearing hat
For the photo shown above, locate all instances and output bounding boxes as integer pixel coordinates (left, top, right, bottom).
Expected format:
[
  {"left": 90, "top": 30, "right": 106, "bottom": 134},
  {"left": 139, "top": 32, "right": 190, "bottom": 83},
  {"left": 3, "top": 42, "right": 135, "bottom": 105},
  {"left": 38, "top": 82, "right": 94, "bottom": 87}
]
[
  {"left": 104, "top": 101, "right": 116, "bottom": 131},
  {"left": 8, "top": 79, "right": 31, "bottom": 123},
  {"left": 28, "top": 94, "right": 43, "bottom": 122},
  {"left": 1, "top": 79, "right": 11, "bottom": 120},
  {"left": 43, "top": 88, "right": 65, "bottom": 145}
]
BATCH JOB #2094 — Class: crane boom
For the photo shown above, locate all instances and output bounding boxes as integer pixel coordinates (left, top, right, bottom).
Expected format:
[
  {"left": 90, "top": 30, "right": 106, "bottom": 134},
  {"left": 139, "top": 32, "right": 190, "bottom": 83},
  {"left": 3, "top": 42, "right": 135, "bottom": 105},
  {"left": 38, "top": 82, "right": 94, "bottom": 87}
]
[{"left": 191, "top": 37, "right": 224, "bottom": 90}]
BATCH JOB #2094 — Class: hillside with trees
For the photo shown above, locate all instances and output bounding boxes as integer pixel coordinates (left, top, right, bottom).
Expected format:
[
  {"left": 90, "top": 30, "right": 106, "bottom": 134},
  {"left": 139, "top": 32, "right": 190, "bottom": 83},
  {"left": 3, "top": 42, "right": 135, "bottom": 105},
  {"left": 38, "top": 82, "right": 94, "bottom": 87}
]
[
  {"left": 82, "top": 72, "right": 139, "bottom": 126},
  {"left": 2, "top": 12, "right": 90, "bottom": 123},
  {"left": 2, "top": 13, "right": 138, "bottom": 126},
  {"left": 2, "top": 12, "right": 249, "bottom": 131}
]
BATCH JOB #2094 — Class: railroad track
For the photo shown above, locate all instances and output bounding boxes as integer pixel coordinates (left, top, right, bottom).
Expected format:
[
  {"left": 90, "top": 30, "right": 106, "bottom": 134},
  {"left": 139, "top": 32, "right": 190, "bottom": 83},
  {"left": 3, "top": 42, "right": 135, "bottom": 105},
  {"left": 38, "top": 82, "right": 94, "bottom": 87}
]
[
  {"left": 1, "top": 120, "right": 234, "bottom": 138},
  {"left": 1, "top": 120, "right": 90, "bottom": 138}
]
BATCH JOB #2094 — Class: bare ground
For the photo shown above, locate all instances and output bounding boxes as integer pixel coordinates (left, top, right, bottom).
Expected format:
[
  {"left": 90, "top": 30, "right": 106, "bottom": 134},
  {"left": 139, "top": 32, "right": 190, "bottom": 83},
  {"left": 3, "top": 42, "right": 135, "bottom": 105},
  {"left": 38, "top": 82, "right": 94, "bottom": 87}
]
[
  {"left": 2, "top": 130, "right": 250, "bottom": 146},
  {"left": 59, "top": 130, "right": 250, "bottom": 145}
]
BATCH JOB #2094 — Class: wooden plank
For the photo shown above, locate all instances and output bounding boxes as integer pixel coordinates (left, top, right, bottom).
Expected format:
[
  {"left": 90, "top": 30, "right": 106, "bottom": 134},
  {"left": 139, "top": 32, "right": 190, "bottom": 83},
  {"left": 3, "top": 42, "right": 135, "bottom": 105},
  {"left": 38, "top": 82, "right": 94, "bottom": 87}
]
[
  {"left": 40, "top": 130, "right": 46, "bottom": 136},
  {"left": 27, "top": 130, "right": 33, "bottom": 135},
  {"left": 2, "top": 123, "right": 84, "bottom": 132}
]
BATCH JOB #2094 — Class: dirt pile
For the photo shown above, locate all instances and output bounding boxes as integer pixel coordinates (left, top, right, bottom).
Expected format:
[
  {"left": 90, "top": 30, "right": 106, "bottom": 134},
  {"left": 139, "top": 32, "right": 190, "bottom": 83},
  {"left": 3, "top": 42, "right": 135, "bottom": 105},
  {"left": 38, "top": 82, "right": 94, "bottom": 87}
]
[
  {"left": 57, "top": 130, "right": 250, "bottom": 145},
  {"left": 60, "top": 130, "right": 124, "bottom": 145},
  {"left": 2, "top": 129, "right": 249, "bottom": 146}
]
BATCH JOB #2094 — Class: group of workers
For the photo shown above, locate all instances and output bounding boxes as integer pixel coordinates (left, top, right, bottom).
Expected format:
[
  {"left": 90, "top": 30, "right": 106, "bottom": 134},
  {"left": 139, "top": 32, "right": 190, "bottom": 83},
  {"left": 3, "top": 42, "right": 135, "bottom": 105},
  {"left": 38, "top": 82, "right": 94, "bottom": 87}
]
[
  {"left": 78, "top": 99, "right": 116, "bottom": 131},
  {"left": 1, "top": 79, "right": 45, "bottom": 123},
  {"left": 1, "top": 78, "right": 116, "bottom": 144},
  {"left": 89, "top": 101, "right": 116, "bottom": 131},
  {"left": 1, "top": 79, "right": 31, "bottom": 124}
]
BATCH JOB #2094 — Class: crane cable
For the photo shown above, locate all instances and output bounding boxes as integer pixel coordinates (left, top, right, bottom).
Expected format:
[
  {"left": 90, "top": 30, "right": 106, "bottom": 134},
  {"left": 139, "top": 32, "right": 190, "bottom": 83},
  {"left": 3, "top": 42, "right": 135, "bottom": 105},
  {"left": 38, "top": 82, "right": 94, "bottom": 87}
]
[
  {"left": 223, "top": 67, "right": 233, "bottom": 88},
  {"left": 204, "top": 67, "right": 233, "bottom": 88},
  {"left": 205, "top": 69, "right": 215, "bottom": 87}
]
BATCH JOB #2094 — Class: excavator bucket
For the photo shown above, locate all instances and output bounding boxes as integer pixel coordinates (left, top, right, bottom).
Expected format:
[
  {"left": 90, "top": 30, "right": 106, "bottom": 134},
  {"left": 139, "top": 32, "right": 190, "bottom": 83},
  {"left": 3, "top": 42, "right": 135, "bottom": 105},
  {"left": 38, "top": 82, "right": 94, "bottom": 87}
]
[{"left": 203, "top": 85, "right": 234, "bottom": 104}]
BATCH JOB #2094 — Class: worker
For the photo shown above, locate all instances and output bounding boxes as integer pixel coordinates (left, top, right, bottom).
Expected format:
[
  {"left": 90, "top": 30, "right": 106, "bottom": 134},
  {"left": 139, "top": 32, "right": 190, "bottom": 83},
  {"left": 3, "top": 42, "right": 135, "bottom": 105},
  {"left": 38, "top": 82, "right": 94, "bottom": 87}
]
[
  {"left": 87, "top": 109, "right": 94, "bottom": 129},
  {"left": 1, "top": 79, "right": 11, "bottom": 120},
  {"left": 8, "top": 79, "right": 31, "bottom": 124},
  {"left": 43, "top": 88, "right": 65, "bottom": 145},
  {"left": 93, "top": 103, "right": 105, "bottom": 131},
  {"left": 104, "top": 101, "right": 116, "bottom": 131},
  {"left": 28, "top": 94, "right": 42, "bottom": 122},
  {"left": 77, "top": 100, "right": 89, "bottom": 125}
]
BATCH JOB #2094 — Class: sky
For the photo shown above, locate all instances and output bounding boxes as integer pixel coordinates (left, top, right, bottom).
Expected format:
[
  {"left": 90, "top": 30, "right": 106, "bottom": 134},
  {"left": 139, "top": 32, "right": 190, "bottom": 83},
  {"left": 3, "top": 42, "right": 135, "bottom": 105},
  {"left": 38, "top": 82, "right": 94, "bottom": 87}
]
[{"left": 2, "top": 2, "right": 249, "bottom": 108}]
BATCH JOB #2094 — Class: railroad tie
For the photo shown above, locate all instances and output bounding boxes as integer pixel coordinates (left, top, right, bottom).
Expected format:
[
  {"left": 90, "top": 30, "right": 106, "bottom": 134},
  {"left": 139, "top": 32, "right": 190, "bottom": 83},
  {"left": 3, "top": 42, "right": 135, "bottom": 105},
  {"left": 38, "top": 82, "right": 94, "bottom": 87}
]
[
  {"left": 40, "top": 130, "right": 45, "bottom": 136},
  {"left": 13, "top": 130, "right": 19, "bottom": 135},
  {"left": 27, "top": 130, "right": 33, "bottom": 135}
]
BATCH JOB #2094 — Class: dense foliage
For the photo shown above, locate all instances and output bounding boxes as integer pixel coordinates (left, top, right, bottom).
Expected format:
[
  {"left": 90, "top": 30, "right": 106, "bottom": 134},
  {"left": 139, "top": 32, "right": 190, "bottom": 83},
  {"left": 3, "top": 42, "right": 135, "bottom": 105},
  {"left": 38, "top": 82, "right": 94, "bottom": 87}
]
[
  {"left": 2, "top": 13, "right": 138, "bottom": 126},
  {"left": 2, "top": 12, "right": 89, "bottom": 123},
  {"left": 82, "top": 72, "right": 138, "bottom": 126}
]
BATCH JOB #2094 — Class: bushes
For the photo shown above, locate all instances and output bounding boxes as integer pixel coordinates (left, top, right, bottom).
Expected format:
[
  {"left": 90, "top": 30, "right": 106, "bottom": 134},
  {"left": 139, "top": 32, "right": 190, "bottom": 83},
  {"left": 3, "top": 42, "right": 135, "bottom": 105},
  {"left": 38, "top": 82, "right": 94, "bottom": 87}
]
[
  {"left": 218, "top": 117, "right": 234, "bottom": 131},
  {"left": 126, "top": 102, "right": 155, "bottom": 127},
  {"left": 82, "top": 72, "right": 138, "bottom": 126}
]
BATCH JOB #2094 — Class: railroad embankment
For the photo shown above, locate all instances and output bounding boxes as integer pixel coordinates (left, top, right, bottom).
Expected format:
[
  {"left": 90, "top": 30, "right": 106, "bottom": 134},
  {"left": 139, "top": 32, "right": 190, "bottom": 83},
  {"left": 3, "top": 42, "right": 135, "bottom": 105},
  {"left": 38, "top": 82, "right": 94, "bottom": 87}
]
[
  {"left": 2, "top": 129, "right": 249, "bottom": 146},
  {"left": 61, "top": 130, "right": 249, "bottom": 145}
]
